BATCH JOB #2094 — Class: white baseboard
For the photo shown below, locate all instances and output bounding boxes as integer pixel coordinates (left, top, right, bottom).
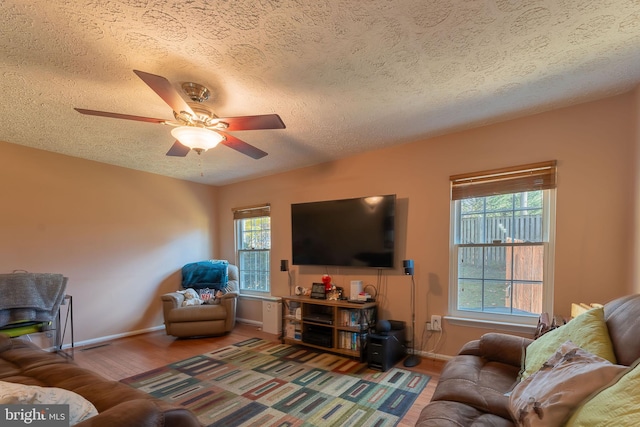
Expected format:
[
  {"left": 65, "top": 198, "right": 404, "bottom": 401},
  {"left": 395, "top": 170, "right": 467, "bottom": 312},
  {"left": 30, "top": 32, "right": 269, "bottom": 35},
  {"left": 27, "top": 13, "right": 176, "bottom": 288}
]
[
  {"left": 414, "top": 349, "right": 452, "bottom": 362},
  {"left": 236, "top": 318, "right": 262, "bottom": 327},
  {"left": 64, "top": 325, "right": 166, "bottom": 350},
  {"left": 69, "top": 320, "right": 275, "bottom": 350},
  {"left": 63, "top": 322, "right": 451, "bottom": 362}
]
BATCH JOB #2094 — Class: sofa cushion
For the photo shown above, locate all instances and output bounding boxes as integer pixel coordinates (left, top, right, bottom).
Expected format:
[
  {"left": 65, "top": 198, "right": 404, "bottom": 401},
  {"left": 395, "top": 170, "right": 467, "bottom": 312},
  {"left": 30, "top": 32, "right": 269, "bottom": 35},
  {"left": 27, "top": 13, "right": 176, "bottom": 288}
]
[
  {"left": 522, "top": 307, "right": 616, "bottom": 380},
  {"left": 565, "top": 357, "right": 640, "bottom": 426},
  {"left": 509, "top": 341, "right": 627, "bottom": 427},
  {"left": 416, "top": 400, "right": 515, "bottom": 427},
  {"left": 0, "top": 380, "right": 98, "bottom": 425},
  {"left": 167, "top": 304, "right": 227, "bottom": 322},
  {"left": 0, "top": 335, "right": 202, "bottom": 427}
]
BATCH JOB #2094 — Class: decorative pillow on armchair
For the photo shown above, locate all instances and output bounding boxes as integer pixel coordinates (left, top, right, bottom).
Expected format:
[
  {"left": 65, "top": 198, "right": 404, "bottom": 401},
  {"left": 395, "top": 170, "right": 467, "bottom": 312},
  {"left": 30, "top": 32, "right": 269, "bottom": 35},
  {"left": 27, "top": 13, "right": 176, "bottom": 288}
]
[
  {"left": 197, "top": 288, "right": 226, "bottom": 305},
  {"left": 509, "top": 341, "right": 627, "bottom": 427}
]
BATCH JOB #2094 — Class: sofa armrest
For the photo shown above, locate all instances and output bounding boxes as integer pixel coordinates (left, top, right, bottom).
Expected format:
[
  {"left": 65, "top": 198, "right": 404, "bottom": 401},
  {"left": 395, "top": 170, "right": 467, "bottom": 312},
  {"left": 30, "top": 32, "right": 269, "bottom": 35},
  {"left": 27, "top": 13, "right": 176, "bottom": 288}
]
[
  {"left": 476, "top": 332, "right": 533, "bottom": 367},
  {"left": 458, "top": 339, "right": 481, "bottom": 356},
  {"left": 161, "top": 293, "right": 185, "bottom": 330},
  {"left": 161, "top": 292, "right": 184, "bottom": 309},
  {"left": 220, "top": 292, "right": 237, "bottom": 331}
]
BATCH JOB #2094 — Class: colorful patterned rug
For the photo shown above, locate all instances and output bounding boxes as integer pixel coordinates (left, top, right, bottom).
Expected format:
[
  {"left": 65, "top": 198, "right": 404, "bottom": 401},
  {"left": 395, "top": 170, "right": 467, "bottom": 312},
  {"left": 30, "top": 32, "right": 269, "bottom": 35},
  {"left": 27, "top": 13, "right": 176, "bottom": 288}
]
[{"left": 121, "top": 338, "right": 430, "bottom": 427}]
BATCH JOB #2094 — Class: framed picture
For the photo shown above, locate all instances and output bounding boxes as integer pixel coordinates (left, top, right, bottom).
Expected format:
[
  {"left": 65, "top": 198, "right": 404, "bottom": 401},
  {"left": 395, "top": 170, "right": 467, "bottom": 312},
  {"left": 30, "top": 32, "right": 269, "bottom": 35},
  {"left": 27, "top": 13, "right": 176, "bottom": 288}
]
[{"left": 310, "top": 283, "right": 326, "bottom": 299}]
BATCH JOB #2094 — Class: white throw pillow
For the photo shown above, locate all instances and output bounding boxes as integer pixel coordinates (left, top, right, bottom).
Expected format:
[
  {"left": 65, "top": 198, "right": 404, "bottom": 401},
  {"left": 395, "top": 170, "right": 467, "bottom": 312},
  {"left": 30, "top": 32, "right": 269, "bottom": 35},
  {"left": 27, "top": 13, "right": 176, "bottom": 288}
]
[{"left": 0, "top": 380, "right": 98, "bottom": 425}]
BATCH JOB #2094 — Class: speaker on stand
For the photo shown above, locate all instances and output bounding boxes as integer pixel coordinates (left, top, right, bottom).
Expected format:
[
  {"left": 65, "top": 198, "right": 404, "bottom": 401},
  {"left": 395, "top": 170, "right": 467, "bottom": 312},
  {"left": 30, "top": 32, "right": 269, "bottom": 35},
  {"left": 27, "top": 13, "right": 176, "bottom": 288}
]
[
  {"left": 280, "top": 259, "right": 292, "bottom": 295},
  {"left": 403, "top": 259, "right": 420, "bottom": 367},
  {"left": 403, "top": 259, "right": 414, "bottom": 276}
]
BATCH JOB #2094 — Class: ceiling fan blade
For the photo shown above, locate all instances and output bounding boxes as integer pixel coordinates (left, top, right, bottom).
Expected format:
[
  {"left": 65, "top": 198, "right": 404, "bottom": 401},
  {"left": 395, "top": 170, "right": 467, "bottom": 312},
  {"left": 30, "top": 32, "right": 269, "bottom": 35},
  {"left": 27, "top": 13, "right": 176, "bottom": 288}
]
[
  {"left": 166, "top": 141, "right": 191, "bottom": 157},
  {"left": 220, "top": 132, "right": 268, "bottom": 159},
  {"left": 133, "top": 70, "right": 195, "bottom": 117},
  {"left": 218, "top": 114, "right": 286, "bottom": 131},
  {"left": 74, "top": 108, "right": 167, "bottom": 124}
]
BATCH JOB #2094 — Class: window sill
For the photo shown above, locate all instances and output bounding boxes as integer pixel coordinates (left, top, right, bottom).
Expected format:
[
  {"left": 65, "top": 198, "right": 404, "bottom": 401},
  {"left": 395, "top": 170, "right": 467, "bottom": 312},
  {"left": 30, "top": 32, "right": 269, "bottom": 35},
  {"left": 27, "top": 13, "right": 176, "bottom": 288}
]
[
  {"left": 445, "top": 315, "right": 538, "bottom": 335},
  {"left": 238, "top": 294, "right": 280, "bottom": 302}
]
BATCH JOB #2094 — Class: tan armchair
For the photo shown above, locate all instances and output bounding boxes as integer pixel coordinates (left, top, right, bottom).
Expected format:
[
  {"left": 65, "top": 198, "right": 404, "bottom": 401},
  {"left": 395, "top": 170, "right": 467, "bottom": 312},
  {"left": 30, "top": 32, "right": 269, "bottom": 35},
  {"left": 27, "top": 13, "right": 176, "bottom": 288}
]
[{"left": 161, "top": 264, "right": 238, "bottom": 337}]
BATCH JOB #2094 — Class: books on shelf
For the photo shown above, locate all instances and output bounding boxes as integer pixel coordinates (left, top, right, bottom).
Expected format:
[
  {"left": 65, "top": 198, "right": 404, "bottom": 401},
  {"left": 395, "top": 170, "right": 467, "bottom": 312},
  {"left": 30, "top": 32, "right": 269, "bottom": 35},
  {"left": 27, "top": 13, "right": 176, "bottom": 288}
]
[
  {"left": 284, "top": 302, "right": 302, "bottom": 340},
  {"left": 281, "top": 296, "right": 377, "bottom": 360},
  {"left": 286, "top": 301, "right": 301, "bottom": 319},
  {"left": 338, "top": 308, "right": 374, "bottom": 328},
  {"left": 285, "top": 322, "right": 302, "bottom": 340},
  {"left": 337, "top": 331, "right": 367, "bottom": 351}
]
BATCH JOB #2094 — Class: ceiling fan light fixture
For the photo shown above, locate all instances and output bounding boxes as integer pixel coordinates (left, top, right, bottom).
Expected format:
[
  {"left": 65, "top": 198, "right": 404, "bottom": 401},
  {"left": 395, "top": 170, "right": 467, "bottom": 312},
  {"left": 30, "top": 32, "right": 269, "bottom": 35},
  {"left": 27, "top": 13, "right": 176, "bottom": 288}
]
[{"left": 170, "top": 126, "right": 224, "bottom": 152}]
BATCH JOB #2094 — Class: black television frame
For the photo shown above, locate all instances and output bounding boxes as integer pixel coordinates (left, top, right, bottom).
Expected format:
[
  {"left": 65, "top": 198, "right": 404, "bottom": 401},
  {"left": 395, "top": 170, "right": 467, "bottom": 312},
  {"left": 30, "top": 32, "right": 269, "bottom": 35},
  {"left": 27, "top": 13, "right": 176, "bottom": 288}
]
[{"left": 291, "top": 194, "right": 396, "bottom": 268}]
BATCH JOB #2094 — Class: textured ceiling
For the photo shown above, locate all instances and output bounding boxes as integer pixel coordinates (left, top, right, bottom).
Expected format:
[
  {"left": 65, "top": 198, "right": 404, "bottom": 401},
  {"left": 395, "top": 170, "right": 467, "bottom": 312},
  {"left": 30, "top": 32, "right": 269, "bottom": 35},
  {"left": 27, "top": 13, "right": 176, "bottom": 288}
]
[{"left": 1, "top": 1, "right": 639, "bottom": 185}]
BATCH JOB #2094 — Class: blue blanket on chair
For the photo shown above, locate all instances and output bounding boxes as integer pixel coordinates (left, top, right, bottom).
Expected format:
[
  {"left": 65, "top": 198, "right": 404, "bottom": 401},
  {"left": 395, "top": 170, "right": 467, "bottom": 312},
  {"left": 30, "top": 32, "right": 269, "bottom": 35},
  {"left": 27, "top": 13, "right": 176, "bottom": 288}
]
[{"left": 182, "top": 260, "right": 229, "bottom": 290}]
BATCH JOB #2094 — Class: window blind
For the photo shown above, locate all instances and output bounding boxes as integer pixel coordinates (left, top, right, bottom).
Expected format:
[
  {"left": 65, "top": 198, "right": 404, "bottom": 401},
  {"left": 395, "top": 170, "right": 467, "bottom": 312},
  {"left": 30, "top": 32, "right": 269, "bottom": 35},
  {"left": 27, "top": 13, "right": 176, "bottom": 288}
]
[
  {"left": 450, "top": 160, "right": 557, "bottom": 200},
  {"left": 232, "top": 203, "right": 271, "bottom": 219}
]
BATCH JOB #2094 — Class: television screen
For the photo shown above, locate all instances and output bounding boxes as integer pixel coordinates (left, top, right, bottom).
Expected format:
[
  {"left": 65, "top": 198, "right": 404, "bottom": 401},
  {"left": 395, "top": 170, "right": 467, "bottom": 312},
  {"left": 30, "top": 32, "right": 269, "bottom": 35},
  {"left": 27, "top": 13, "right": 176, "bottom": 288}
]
[{"left": 291, "top": 194, "right": 396, "bottom": 268}]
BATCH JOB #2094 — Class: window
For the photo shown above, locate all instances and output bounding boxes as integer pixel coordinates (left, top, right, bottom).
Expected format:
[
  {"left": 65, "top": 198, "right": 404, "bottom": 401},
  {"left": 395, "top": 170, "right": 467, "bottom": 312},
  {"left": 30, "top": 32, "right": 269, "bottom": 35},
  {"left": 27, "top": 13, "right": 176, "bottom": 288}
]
[
  {"left": 449, "top": 161, "right": 557, "bottom": 326},
  {"left": 234, "top": 204, "right": 271, "bottom": 294}
]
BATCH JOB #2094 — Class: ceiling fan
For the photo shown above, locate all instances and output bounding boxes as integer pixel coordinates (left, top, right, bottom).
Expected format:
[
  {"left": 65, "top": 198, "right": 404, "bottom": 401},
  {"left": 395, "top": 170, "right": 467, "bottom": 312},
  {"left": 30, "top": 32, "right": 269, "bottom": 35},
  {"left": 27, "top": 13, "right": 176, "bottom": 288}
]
[{"left": 74, "top": 70, "right": 285, "bottom": 159}]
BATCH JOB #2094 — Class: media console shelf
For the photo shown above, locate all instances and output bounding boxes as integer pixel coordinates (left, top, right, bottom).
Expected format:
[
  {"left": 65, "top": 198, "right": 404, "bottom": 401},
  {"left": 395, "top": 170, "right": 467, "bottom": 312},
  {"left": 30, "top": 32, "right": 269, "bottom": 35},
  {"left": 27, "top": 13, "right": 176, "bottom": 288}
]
[{"left": 281, "top": 295, "right": 376, "bottom": 361}]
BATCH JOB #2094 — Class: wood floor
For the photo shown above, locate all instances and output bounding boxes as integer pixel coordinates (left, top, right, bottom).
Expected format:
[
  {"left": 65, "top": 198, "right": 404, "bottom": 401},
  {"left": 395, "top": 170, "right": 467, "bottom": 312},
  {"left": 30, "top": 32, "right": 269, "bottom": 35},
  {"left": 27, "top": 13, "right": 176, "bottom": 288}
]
[{"left": 72, "top": 323, "right": 444, "bottom": 427}]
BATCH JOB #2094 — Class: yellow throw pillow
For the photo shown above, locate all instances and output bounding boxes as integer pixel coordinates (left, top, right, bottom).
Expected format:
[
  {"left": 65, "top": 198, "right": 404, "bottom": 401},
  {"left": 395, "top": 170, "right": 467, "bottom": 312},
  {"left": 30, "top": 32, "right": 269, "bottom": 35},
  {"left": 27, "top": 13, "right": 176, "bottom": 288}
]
[
  {"left": 522, "top": 307, "right": 616, "bottom": 380},
  {"left": 566, "top": 358, "right": 640, "bottom": 426}
]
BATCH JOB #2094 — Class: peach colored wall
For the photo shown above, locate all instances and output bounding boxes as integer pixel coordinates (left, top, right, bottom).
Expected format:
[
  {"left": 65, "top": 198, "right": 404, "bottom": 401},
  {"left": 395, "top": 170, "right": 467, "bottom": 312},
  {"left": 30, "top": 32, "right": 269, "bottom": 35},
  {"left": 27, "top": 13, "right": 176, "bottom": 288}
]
[
  {"left": 2, "top": 89, "right": 637, "bottom": 355},
  {"left": 634, "top": 86, "right": 640, "bottom": 293},
  {"left": 217, "top": 91, "right": 638, "bottom": 356},
  {"left": 1, "top": 142, "right": 217, "bottom": 344}
]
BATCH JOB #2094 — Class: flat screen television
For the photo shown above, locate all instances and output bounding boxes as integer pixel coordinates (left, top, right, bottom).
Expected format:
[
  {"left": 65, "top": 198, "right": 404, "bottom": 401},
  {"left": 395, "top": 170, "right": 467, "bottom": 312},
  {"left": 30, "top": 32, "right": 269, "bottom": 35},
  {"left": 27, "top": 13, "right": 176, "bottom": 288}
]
[{"left": 291, "top": 194, "right": 396, "bottom": 268}]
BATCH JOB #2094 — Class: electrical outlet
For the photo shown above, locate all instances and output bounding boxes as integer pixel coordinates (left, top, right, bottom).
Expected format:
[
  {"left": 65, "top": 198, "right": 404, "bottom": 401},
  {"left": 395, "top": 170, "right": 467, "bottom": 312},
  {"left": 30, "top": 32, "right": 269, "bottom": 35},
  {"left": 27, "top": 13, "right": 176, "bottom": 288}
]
[
  {"left": 431, "top": 315, "right": 442, "bottom": 331},
  {"left": 426, "top": 322, "right": 432, "bottom": 331}
]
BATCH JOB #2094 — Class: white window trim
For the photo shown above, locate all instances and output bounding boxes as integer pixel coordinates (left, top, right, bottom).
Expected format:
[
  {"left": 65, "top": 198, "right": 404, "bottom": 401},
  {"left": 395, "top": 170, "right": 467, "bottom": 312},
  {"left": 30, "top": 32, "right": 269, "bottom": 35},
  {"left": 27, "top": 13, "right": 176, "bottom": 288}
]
[
  {"left": 233, "top": 210, "right": 271, "bottom": 297},
  {"left": 236, "top": 247, "right": 271, "bottom": 297},
  {"left": 448, "top": 189, "right": 556, "bottom": 328}
]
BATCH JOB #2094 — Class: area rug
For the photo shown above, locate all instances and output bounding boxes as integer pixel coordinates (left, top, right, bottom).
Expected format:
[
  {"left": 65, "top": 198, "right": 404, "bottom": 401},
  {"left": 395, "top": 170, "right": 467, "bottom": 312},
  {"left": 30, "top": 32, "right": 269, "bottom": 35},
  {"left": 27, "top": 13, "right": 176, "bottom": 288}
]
[{"left": 121, "top": 338, "right": 430, "bottom": 427}]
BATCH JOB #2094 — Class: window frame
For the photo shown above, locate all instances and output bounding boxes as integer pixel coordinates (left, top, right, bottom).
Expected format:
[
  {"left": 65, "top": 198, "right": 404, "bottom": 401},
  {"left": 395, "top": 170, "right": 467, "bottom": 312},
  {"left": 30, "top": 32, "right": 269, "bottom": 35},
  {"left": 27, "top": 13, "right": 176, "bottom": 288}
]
[
  {"left": 233, "top": 204, "right": 271, "bottom": 296},
  {"left": 448, "top": 163, "right": 556, "bottom": 328}
]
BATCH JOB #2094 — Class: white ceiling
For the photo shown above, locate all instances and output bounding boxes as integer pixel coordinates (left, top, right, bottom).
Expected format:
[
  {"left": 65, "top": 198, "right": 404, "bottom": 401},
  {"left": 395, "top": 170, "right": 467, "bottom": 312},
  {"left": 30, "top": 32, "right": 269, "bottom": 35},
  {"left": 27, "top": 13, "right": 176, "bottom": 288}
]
[{"left": 1, "top": 1, "right": 639, "bottom": 186}]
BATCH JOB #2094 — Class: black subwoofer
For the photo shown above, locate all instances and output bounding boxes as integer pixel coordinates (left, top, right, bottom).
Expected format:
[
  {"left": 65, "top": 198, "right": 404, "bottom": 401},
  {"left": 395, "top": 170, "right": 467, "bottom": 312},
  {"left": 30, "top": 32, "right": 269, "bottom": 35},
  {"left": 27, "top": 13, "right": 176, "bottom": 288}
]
[{"left": 367, "top": 321, "right": 406, "bottom": 371}]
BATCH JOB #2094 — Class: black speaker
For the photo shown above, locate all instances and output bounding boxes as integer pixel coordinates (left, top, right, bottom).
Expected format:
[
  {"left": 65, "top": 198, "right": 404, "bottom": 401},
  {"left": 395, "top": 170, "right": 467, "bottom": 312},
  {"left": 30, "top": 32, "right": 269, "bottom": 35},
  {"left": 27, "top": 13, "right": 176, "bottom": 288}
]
[
  {"left": 376, "top": 319, "right": 391, "bottom": 334},
  {"left": 280, "top": 259, "right": 289, "bottom": 272},
  {"left": 403, "top": 259, "right": 414, "bottom": 275},
  {"left": 368, "top": 325, "right": 407, "bottom": 371}
]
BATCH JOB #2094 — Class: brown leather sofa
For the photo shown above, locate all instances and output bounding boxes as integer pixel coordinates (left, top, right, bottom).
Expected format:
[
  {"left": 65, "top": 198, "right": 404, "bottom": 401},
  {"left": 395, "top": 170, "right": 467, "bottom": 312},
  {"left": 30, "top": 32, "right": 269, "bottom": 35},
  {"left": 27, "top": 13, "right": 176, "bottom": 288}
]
[
  {"left": 416, "top": 294, "right": 640, "bottom": 426},
  {"left": 0, "top": 334, "right": 201, "bottom": 427},
  {"left": 161, "top": 264, "right": 238, "bottom": 338}
]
